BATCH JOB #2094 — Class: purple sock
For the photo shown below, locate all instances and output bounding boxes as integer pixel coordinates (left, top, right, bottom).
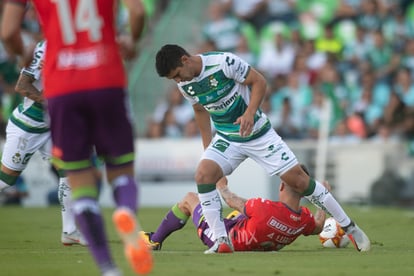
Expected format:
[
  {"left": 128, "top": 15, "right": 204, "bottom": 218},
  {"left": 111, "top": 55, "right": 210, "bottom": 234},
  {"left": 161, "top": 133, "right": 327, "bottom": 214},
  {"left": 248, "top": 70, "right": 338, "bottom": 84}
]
[
  {"left": 112, "top": 175, "right": 138, "bottom": 211},
  {"left": 151, "top": 205, "right": 188, "bottom": 243},
  {"left": 72, "top": 198, "right": 115, "bottom": 272}
]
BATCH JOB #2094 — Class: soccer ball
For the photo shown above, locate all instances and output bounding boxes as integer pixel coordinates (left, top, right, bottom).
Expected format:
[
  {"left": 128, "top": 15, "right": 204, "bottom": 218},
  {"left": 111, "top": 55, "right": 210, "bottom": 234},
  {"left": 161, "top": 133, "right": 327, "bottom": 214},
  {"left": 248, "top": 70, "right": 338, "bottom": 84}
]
[{"left": 319, "top": 217, "right": 350, "bottom": 248}]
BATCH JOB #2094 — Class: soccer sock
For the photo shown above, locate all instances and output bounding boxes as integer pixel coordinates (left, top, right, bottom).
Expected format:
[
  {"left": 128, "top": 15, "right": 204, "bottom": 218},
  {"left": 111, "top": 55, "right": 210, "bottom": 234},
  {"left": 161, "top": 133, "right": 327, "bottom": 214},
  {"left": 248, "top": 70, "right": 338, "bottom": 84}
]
[
  {"left": 58, "top": 177, "right": 77, "bottom": 234},
  {"left": 112, "top": 175, "right": 138, "bottom": 212},
  {"left": 0, "top": 180, "right": 10, "bottom": 192},
  {"left": 197, "top": 184, "right": 227, "bottom": 241},
  {"left": 0, "top": 171, "right": 18, "bottom": 191},
  {"left": 151, "top": 203, "right": 189, "bottom": 243},
  {"left": 304, "top": 179, "right": 351, "bottom": 227},
  {"left": 72, "top": 195, "right": 115, "bottom": 272}
]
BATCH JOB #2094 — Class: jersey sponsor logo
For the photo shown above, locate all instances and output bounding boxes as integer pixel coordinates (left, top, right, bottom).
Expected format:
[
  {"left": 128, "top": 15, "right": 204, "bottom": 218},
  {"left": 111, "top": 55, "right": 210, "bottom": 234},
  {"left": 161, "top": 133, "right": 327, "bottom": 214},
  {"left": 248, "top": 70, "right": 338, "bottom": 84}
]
[
  {"left": 205, "top": 91, "right": 239, "bottom": 111},
  {"left": 57, "top": 46, "right": 104, "bottom": 70},
  {"left": 233, "top": 229, "right": 258, "bottom": 246},
  {"left": 264, "top": 144, "right": 282, "bottom": 158},
  {"left": 235, "top": 62, "right": 247, "bottom": 76},
  {"left": 267, "top": 216, "right": 305, "bottom": 236},
  {"left": 187, "top": 86, "right": 195, "bottom": 95},
  {"left": 212, "top": 139, "right": 230, "bottom": 153}
]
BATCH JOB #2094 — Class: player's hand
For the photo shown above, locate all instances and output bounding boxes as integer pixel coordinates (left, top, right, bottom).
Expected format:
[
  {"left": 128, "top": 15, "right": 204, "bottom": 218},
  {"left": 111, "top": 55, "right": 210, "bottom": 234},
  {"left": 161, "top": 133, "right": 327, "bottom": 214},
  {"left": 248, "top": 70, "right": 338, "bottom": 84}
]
[
  {"left": 117, "top": 34, "right": 138, "bottom": 60},
  {"left": 216, "top": 177, "right": 228, "bottom": 190},
  {"left": 322, "top": 180, "right": 332, "bottom": 192},
  {"left": 233, "top": 112, "right": 254, "bottom": 137}
]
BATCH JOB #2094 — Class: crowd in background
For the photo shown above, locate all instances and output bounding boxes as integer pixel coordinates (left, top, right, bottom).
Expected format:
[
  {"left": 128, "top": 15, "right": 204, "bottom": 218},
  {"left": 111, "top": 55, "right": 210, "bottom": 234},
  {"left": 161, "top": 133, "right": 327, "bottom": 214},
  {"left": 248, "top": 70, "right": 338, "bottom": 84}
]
[
  {"left": 146, "top": 0, "right": 414, "bottom": 157},
  {"left": 2, "top": 0, "right": 414, "bottom": 157}
]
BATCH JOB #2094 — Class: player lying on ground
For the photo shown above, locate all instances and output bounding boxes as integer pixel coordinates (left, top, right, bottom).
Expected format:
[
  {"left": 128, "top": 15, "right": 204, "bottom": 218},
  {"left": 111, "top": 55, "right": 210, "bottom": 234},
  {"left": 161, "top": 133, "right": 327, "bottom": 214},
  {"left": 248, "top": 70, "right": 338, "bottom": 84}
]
[
  {"left": 0, "top": 40, "right": 86, "bottom": 246},
  {"left": 142, "top": 165, "right": 327, "bottom": 251}
]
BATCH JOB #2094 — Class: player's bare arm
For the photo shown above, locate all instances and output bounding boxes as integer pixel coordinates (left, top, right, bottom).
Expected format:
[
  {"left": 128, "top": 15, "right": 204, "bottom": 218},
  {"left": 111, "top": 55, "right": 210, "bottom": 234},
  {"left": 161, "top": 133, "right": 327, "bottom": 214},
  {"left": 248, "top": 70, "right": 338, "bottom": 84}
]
[
  {"left": 233, "top": 67, "right": 267, "bottom": 137},
  {"left": 193, "top": 103, "right": 212, "bottom": 149},
  {"left": 216, "top": 177, "right": 247, "bottom": 213},
  {"left": 1, "top": 2, "right": 25, "bottom": 56},
  {"left": 312, "top": 208, "right": 326, "bottom": 235},
  {"left": 15, "top": 73, "right": 44, "bottom": 103},
  {"left": 118, "top": 0, "right": 146, "bottom": 60},
  {"left": 0, "top": 2, "right": 34, "bottom": 67}
]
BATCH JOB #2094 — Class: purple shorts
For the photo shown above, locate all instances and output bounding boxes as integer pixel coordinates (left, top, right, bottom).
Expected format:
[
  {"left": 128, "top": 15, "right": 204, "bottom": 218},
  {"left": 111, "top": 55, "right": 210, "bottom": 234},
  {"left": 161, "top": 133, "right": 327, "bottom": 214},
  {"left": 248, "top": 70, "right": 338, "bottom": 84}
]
[
  {"left": 47, "top": 88, "right": 135, "bottom": 170},
  {"left": 192, "top": 204, "right": 244, "bottom": 248}
]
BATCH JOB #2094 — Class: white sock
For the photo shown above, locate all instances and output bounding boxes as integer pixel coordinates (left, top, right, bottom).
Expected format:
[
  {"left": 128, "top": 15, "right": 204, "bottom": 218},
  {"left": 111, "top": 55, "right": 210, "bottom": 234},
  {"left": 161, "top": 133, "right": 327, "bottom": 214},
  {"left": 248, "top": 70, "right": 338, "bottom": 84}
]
[
  {"left": 0, "top": 180, "right": 10, "bottom": 192},
  {"left": 198, "top": 189, "right": 227, "bottom": 241},
  {"left": 305, "top": 180, "right": 351, "bottom": 227},
  {"left": 58, "top": 177, "right": 76, "bottom": 234}
]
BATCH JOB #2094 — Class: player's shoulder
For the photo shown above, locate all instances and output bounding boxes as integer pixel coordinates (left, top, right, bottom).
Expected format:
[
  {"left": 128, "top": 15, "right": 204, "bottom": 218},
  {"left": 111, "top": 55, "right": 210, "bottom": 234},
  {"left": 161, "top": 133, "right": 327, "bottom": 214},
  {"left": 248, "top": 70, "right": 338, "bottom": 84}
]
[{"left": 201, "top": 51, "right": 238, "bottom": 62}]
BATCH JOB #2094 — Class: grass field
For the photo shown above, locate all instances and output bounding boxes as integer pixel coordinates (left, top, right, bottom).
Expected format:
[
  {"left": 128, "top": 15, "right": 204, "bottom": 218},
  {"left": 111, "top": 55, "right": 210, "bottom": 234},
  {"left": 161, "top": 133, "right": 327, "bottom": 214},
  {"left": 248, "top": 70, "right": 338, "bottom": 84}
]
[{"left": 1, "top": 205, "right": 414, "bottom": 276}]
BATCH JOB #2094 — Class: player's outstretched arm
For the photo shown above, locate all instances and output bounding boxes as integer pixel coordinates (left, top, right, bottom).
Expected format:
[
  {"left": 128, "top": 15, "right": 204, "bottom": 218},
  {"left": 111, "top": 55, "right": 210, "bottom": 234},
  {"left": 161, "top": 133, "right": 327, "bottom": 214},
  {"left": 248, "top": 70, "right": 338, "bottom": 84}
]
[{"left": 216, "top": 177, "right": 247, "bottom": 214}]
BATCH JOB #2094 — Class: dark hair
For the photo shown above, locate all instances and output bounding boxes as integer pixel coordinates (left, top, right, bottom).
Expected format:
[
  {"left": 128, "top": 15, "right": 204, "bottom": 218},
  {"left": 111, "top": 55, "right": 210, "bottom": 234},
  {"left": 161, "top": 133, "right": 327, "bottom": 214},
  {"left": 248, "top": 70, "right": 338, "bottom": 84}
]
[{"left": 155, "top": 44, "right": 190, "bottom": 77}]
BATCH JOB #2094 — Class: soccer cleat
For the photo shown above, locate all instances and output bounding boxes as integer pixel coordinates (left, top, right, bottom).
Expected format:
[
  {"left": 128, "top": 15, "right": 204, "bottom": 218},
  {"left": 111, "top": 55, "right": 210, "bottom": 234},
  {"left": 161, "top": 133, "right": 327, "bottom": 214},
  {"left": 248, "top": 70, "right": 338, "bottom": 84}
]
[
  {"left": 101, "top": 268, "right": 122, "bottom": 276},
  {"left": 61, "top": 229, "right": 88, "bottom": 246},
  {"left": 204, "top": 236, "right": 234, "bottom": 254},
  {"left": 140, "top": 231, "right": 162, "bottom": 250},
  {"left": 113, "top": 208, "right": 153, "bottom": 275},
  {"left": 343, "top": 222, "right": 371, "bottom": 252}
]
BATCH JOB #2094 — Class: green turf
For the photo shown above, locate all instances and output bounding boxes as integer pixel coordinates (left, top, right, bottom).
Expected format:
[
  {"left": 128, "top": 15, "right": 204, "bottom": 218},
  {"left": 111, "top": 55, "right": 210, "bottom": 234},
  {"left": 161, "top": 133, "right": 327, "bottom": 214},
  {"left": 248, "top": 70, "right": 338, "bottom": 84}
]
[{"left": 1, "top": 205, "right": 414, "bottom": 276}]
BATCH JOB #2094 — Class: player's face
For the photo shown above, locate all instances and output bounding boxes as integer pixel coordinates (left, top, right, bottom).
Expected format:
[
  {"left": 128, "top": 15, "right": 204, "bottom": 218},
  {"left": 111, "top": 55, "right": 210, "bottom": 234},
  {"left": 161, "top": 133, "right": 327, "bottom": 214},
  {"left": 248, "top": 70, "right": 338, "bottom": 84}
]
[
  {"left": 166, "top": 56, "right": 195, "bottom": 83},
  {"left": 167, "top": 66, "right": 193, "bottom": 83}
]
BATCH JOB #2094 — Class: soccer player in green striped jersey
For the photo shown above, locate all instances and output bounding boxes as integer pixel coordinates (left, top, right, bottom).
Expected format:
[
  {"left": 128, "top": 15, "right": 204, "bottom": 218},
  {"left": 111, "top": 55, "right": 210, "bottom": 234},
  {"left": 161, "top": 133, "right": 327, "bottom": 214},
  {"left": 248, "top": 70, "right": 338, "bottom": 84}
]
[{"left": 156, "top": 44, "right": 371, "bottom": 253}]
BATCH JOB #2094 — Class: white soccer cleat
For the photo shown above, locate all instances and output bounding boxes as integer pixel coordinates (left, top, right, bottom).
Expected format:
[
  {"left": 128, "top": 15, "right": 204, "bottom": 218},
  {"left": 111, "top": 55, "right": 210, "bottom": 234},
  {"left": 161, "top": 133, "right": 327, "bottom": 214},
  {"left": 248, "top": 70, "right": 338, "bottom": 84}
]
[
  {"left": 101, "top": 268, "right": 122, "bottom": 276},
  {"left": 61, "top": 229, "right": 88, "bottom": 246},
  {"left": 204, "top": 236, "right": 234, "bottom": 254},
  {"left": 344, "top": 222, "right": 371, "bottom": 252}
]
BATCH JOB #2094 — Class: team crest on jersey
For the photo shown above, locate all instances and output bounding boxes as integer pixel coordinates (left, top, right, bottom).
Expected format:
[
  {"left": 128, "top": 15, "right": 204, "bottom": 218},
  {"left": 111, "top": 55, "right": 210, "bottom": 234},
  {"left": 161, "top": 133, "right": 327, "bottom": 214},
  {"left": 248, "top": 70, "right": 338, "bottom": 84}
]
[
  {"left": 187, "top": 86, "right": 195, "bottom": 95},
  {"left": 12, "top": 153, "right": 22, "bottom": 164},
  {"left": 209, "top": 77, "right": 218, "bottom": 87}
]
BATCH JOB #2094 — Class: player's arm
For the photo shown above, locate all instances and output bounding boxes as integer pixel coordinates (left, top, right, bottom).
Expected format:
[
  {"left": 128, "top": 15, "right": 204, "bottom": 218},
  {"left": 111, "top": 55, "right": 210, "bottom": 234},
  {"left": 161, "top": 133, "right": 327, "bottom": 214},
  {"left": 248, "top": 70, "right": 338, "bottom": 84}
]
[
  {"left": 193, "top": 103, "right": 212, "bottom": 149},
  {"left": 311, "top": 207, "right": 326, "bottom": 235},
  {"left": 15, "top": 73, "right": 43, "bottom": 103},
  {"left": 0, "top": 1, "right": 33, "bottom": 66},
  {"left": 234, "top": 67, "right": 267, "bottom": 137},
  {"left": 122, "top": 0, "right": 145, "bottom": 42},
  {"left": 118, "top": 0, "right": 146, "bottom": 60},
  {"left": 216, "top": 177, "right": 247, "bottom": 214}
]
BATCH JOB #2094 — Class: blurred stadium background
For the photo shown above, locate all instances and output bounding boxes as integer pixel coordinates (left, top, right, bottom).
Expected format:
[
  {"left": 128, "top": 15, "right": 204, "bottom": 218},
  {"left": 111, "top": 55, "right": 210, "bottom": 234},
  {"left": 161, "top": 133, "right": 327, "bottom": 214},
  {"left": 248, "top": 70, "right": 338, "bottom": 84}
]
[{"left": 1, "top": 0, "right": 414, "bottom": 208}]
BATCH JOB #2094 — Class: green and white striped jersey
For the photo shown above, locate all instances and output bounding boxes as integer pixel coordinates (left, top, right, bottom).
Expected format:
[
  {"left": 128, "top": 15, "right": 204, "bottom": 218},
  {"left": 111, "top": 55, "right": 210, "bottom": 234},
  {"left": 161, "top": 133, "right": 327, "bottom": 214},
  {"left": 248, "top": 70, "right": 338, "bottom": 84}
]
[
  {"left": 177, "top": 52, "right": 270, "bottom": 142},
  {"left": 10, "top": 40, "right": 48, "bottom": 133}
]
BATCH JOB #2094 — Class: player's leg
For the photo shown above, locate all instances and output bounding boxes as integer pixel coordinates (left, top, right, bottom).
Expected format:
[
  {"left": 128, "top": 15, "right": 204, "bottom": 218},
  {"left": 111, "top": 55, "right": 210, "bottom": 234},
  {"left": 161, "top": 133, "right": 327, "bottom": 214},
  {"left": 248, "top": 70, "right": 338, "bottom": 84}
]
[
  {"left": 56, "top": 170, "right": 87, "bottom": 246},
  {"left": 281, "top": 162, "right": 371, "bottom": 251},
  {"left": 197, "top": 139, "right": 245, "bottom": 254},
  {"left": 249, "top": 129, "right": 370, "bottom": 251},
  {"left": 0, "top": 122, "right": 35, "bottom": 192},
  {"left": 143, "top": 192, "right": 196, "bottom": 249},
  {"left": 94, "top": 88, "right": 152, "bottom": 274},
  {"left": 48, "top": 93, "right": 121, "bottom": 275}
]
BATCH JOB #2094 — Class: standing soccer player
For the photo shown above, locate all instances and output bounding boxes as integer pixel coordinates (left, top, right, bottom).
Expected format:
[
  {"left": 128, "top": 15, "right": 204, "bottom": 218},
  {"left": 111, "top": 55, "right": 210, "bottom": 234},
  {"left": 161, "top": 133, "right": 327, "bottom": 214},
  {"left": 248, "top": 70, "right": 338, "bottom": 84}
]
[
  {"left": 155, "top": 44, "right": 371, "bottom": 253},
  {"left": 1, "top": 1, "right": 152, "bottom": 275},
  {"left": 0, "top": 40, "right": 86, "bottom": 246}
]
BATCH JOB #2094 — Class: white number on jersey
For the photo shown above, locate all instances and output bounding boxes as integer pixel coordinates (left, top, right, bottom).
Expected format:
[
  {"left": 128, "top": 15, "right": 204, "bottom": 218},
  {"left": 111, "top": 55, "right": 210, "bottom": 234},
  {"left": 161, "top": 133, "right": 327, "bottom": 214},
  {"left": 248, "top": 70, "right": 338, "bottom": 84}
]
[{"left": 51, "top": 0, "right": 103, "bottom": 45}]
